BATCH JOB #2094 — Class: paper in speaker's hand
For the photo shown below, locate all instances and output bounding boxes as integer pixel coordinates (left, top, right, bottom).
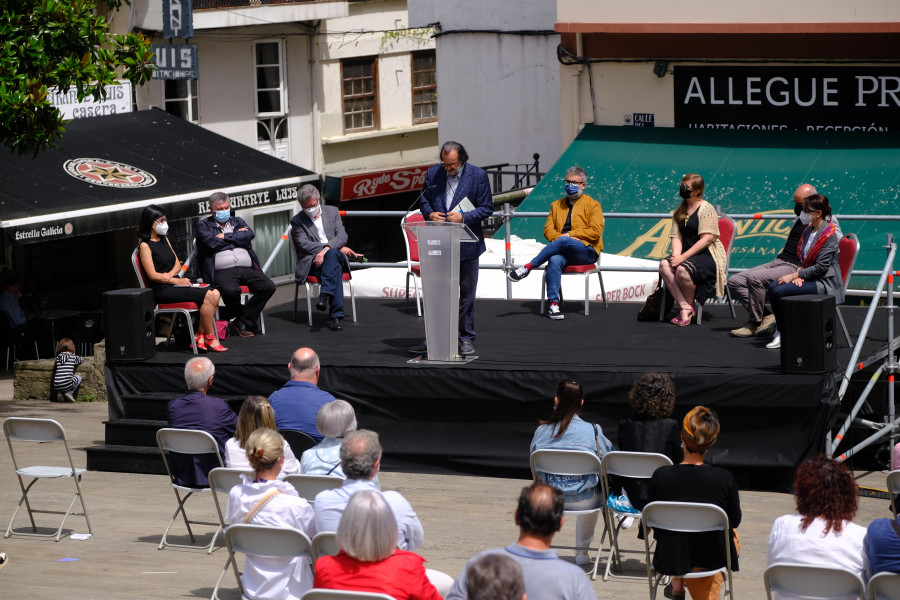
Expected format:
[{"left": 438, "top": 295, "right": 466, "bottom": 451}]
[{"left": 455, "top": 197, "right": 475, "bottom": 213}]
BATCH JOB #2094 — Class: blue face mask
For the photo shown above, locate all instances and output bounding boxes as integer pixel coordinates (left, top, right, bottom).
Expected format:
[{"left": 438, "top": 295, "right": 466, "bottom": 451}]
[
  {"left": 565, "top": 183, "right": 581, "bottom": 197},
  {"left": 214, "top": 209, "right": 230, "bottom": 223}
]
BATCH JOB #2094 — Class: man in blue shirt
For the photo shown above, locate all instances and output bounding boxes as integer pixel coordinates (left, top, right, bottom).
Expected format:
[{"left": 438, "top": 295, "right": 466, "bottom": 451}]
[{"left": 268, "top": 347, "right": 335, "bottom": 441}]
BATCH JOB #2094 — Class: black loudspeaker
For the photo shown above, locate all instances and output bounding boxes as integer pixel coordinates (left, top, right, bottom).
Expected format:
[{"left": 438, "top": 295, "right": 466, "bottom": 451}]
[
  {"left": 780, "top": 294, "right": 837, "bottom": 374},
  {"left": 103, "top": 289, "right": 156, "bottom": 361}
]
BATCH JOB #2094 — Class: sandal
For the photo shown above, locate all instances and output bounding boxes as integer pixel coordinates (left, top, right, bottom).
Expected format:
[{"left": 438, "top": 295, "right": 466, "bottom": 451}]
[
  {"left": 194, "top": 334, "right": 208, "bottom": 352},
  {"left": 206, "top": 334, "right": 228, "bottom": 353},
  {"left": 670, "top": 305, "right": 696, "bottom": 327}
]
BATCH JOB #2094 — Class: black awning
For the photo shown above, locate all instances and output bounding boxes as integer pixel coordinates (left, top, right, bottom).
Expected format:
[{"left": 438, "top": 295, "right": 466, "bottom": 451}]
[{"left": 0, "top": 109, "right": 319, "bottom": 244}]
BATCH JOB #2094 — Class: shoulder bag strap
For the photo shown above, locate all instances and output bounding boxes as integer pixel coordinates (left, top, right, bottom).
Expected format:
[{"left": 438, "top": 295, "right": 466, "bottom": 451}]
[{"left": 242, "top": 489, "right": 283, "bottom": 524}]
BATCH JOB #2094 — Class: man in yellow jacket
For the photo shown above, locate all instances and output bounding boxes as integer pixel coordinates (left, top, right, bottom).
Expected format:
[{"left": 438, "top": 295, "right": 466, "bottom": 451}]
[{"left": 507, "top": 166, "right": 604, "bottom": 319}]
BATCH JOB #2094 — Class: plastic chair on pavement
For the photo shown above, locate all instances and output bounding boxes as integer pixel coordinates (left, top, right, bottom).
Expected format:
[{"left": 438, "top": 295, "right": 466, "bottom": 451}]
[
  {"left": 221, "top": 524, "right": 313, "bottom": 599},
  {"left": 764, "top": 563, "right": 865, "bottom": 600},
  {"left": 530, "top": 449, "right": 607, "bottom": 580},
  {"left": 156, "top": 428, "right": 224, "bottom": 552},
  {"left": 303, "top": 590, "right": 397, "bottom": 600},
  {"left": 641, "top": 501, "right": 735, "bottom": 600},
  {"left": 208, "top": 467, "right": 254, "bottom": 600},
  {"left": 284, "top": 474, "right": 344, "bottom": 504},
  {"left": 599, "top": 451, "right": 673, "bottom": 581},
  {"left": 3, "top": 417, "right": 92, "bottom": 542},
  {"left": 868, "top": 571, "right": 900, "bottom": 600},
  {"left": 311, "top": 531, "right": 340, "bottom": 563}
]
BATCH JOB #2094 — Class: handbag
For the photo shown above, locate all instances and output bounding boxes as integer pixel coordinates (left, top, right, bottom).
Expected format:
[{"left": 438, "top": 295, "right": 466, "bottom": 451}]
[{"left": 637, "top": 285, "right": 674, "bottom": 321}]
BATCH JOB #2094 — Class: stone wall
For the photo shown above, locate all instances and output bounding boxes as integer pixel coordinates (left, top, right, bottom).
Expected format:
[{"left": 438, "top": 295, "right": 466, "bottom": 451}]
[{"left": 13, "top": 341, "right": 107, "bottom": 402}]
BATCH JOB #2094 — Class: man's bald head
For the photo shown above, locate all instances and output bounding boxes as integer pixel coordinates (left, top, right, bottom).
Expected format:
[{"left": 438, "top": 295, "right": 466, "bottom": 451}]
[
  {"left": 793, "top": 183, "right": 817, "bottom": 204},
  {"left": 515, "top": 481, "right": 565, "bottom": 537},
  {"left": 289, "top": 347, "right": 320, "bottom": 382}
]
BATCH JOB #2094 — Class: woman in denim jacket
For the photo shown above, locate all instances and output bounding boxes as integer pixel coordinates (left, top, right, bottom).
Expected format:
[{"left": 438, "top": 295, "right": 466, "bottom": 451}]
[{"left": 530, "top": 379, "right": 614, "bottom": 565}]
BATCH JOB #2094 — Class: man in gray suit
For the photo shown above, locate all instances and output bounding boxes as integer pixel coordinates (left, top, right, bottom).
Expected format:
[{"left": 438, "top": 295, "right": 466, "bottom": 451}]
[{"left": 290, "top": 184, "right": 363, "bottom": 331}]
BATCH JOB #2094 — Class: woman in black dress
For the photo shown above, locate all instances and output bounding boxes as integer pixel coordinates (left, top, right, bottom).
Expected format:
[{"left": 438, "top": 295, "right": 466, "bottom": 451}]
[
  {"left": 137, "top": 204, "right": 226, "bottom": 352},
  {"left": 658, "top": 174, "right": 726, "bottom": 326}
]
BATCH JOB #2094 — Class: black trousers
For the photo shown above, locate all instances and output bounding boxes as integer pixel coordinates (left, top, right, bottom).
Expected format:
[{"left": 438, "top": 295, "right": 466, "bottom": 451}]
[{"left": 214, "top": 266, "right": 276, "bottom": 329}]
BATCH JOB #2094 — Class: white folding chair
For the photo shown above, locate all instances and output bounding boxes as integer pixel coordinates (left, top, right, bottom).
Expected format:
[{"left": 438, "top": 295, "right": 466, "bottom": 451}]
[
  {"left": 529, "top": 449, "right": 606, "bottom": 580},
  {"left": 887, "top": 470, "right": 900, "bottom": 519},
  {"left": 599, "top": 451, "right": 673, "bottom": 581},
  {"left": 3, "top": 417, "right": 92, "bottom": 542},
  {"left": 303, "top": 589, "right": 397, "bottom": 600},
  {"left": 642, "top": 501, "right": 735, "bottom": 600},
  {"left": 311, "top": 531, "right": 340, "bottom": 563},
  {"left": 765, "top": 563, "right": 865, "bottom": 600},
  {"left": 223, "top": 524, "right": 313, "bottom": 599},
  {"left": 156, "top": 428, "right": 224, "bottom": 552},
  {"left": 209, "top": 467, "right": 253, "bottom": 600},
  {"left": 868, "top": 571, "right": 900, "bottom": 600},
  {"left": 284, "top": 474, "right": 344, "bottom": 504}
]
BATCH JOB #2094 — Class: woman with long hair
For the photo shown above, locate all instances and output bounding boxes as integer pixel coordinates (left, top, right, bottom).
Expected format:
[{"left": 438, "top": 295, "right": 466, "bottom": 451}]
[
  {"left": 530, "top": 379, "right": 614, "bottom": 565},
  {"left": 765, "top": 194, "right": 845, "bottom": 349},
  {"left": 313, "top": 490, "right": 441, "bottom": 600},
  {"left": 225, "top": 396, "right": 299, "bottom": 476},
  {"left": 137, "top": 204, "right": 225, "bottom": 351},
  {"left": 226, "top": 428, "right": 315, "bottom": 600},
  {"left": 767, "top": 455, "right": 868, "bottom": 599},
  {"left": 658, "top": 174, "right": 727, "bottom": 326}
]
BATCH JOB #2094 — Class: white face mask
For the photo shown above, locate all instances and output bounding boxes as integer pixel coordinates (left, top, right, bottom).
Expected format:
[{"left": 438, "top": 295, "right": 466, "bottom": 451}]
[
  {"left": 154, "top": 221, "right": 169, "bottom": 236},
  {"left": 304, "top": 205, "right": 319, "bottom": 218},
  {"left": 798, "top": 211, "right": 812, "bottom": 225}
]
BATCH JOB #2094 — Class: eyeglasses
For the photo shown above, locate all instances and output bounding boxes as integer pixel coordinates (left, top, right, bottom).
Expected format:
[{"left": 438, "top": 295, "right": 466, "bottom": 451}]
[
  {"left": 564, "top": 179, "right": 585, "bottom": 185},
  {"left": 442, "top": 160, "right": 460, "bottom": 169}
]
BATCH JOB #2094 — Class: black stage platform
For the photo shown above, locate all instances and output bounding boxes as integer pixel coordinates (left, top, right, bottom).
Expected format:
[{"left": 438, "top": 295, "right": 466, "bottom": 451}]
[{"left": 101, "top": 298, "right": 897, "bottom": 487}]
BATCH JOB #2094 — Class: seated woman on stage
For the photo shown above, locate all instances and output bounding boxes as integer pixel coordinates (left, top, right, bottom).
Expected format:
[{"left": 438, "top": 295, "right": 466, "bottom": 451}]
[
  {"left": 647, "top": 406, "right": 741, "bottom": 600},
  {"left": 225, "top": 396, "right": 299, "bottom": 477},
  {"left": 767, "top": 455, "right": 868, "bottom": 599},
  {"left": 765, "top": 194, "right": 844, "bottom": 350},
  {"left": 530, "top": 379, "right": 614, "bottom": 565},
  {"left": 313, "top": 490, "right": 442, "bottom": 600},
  {"left": 226, "top": 427, "right": 316, "bottom": 600},
  {"left": 137, "top": 204, "right": 226, "bottom": 352},
  {"left": 300, "top": 399, "right": 357, "bottom": 477},
  {"left": 658, "top": 173, "right": 727, "bottom": 327}
]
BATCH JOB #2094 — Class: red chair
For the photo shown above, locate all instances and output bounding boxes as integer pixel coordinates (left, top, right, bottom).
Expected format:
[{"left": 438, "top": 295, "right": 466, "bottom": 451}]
[
  {"left": 131, "top": 247, "right": 203, "bottom": 354},
  {"left": 189, "top": 240, "right": 266, "bottom": 335},
  {"left": 837, "top": 233, "right": 860, "bottom": 348},
  {"left": 289, "top": 237, "right": 356, "bottom": 326},
  {"left": 401, "top": 211, "right": 425, "bottom": 317},
  {"left": 539, "top": 255, "right": 608, "bottom": 316}
]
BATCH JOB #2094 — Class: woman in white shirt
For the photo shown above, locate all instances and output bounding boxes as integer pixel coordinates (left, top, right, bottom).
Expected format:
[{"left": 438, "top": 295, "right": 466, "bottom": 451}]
[
  {"left": 225, "top": 396, "right": 299, "bottom": 477},
  {"left": 767, "top": 455, "right": 869, "bottom": 600}
]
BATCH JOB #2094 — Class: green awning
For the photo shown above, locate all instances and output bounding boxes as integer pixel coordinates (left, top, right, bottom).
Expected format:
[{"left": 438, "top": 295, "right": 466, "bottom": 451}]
[{"left": 505, "top": 125, "right": 900, "bottom": 290}]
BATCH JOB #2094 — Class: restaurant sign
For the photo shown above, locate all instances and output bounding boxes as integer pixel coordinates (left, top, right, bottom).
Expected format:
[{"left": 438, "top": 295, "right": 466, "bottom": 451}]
[{"left": 340, "top": 165, "right": 432, "bottom": 202}]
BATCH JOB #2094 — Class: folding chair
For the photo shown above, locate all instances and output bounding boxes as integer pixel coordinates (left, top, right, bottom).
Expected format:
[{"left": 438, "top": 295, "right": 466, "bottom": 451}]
[
  {"left": 279, "top": 429, "right": 318, "bottom": 458},
  {"left": 887, "top": 470, "right": 900, "bottom": 519},
  {"left": 3, "top": 417, "right": 92, "bottom": 541},
  {"left": 290, "top": 237, "right": 357, "bottom": 326},
  {"left": 209, "top": 467, "right": 253, "bottom": 600},
  {"left": 311, "top": 531, "right": 340, "bottom": 563},
  {"left": 868, "top": 571, "right": 900, "bottom": 600},
  {"left": 836, "top": 233, "right": 860, "bottom": 348},
  {"left": 303, "top": 590, "right": 397, "bottom": 600},
  {"left": 529, "top": 449, "right": 606, "bottom": 580},
  {"left": 540, "top": 254, "right": 608, "bottom": 316},
  {"left": 764, "top": 563, "right": 865, "bottom": 600},
  {"left": 222, "top": 524, "right": 313, "bottom": 599},
  {"left": 284, "top": 474, "right": 344, "bottom": 504},
  {"left": 599, "top": 451, "right": 673, "bottom": 581},
  {"left": 401, "top": 211, "right": 425, "bottom": 316},
  {"left": 156, "top": 428, "right": 224, "bottom": 552},
  {"left": 642, "top": 501, "right": 735, "bottom": 600}
]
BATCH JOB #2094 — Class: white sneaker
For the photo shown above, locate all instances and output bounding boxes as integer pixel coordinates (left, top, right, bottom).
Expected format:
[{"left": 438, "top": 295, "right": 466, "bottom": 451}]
[
  {"left": 574, "top": 550, "right": 591, "bottom": 566},
  {"left": 620, "top": 516, "right": 635, "bottom": 530},
  {"left": 547, "top": 303, "right": 564, "bottom": 320},
  {"left": 508, "top": 265, "right": 531, "bottom": 282},
  {"left": 766, "top": 331, "right": 782, "bottom": 349}
]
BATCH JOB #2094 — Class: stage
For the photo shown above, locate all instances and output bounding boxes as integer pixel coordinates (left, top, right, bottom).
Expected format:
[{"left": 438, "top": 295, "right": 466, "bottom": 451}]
[{"left": 98, "top": 296, "right": 896, "bottom": 488}]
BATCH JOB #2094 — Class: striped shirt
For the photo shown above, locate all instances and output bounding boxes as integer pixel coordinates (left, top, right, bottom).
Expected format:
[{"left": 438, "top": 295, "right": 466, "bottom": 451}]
[{"left": 53, "top": 352, "right": 83, "bottom": 392}]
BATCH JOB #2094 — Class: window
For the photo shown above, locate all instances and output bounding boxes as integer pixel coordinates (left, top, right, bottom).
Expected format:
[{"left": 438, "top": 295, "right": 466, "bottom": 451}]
[
  {"left": 163, "top": 79, "right": 199, "bottom": 123},
  {"left": 254, "top": 40, "right": 286, "bottom": 117},
  {"left": 411, "top": 50, "right": 437, "bottom": 124},
  {"left": 341, "top": 57, "right": 378, "bottom": 131}
]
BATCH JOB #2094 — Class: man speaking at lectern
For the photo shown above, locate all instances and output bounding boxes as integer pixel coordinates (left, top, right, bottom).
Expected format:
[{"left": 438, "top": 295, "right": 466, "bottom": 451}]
[{"left": 416, "top": 141, "right": 493, "bottom": 356}]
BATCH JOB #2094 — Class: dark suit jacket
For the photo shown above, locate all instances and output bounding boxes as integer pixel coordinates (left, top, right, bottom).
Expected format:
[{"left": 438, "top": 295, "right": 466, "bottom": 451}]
[
  {"left": 419, "top": 162, "right": 493, "bottom": 262},
  {"left": 290, "top": 205, "right": 349, "bottom": 282},
  {"left": 167, "top": 390, "right": 237, "bottom": 487},
  {"left": 195, "top": 216, "right": 262, "bottom": 286}
]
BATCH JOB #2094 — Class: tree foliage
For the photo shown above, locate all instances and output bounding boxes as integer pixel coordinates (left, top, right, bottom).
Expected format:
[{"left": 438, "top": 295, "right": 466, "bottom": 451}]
[{"left": 0, "top": 0, "right": 154, "bottom": 156}]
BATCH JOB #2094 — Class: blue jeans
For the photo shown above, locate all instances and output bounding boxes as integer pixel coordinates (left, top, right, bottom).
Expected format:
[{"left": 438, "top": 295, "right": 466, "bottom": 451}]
[
  {"left": 531, "top": 237, "right": 598, "bottom": 303},
  {"left": 309, "top": 248, "right": 348, "bottom": 318},
  {"left": 768, "top": 279, "right": 819, "bottom": 327}
]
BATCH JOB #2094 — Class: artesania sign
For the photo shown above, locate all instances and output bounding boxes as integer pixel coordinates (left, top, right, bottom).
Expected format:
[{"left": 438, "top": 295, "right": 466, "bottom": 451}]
[{"left": 340, "top": 165, "right": 432, "bottom": 202}]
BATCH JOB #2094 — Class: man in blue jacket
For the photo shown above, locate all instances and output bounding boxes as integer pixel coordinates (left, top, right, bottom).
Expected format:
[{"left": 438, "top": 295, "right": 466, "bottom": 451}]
[
  {"left": 416, "top": 141, "right": 493, "bottom": 355},
  {"left": 196, "top": 192, "right": 276, "bottom": 337}
]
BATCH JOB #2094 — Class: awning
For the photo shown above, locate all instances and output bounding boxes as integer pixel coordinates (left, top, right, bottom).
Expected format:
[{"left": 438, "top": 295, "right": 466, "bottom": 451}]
[
  {"left": 0, "top": 109, "right": 319, "bottom": 244},
  {"left": 508, "top": 125, "right": 900, "bottom": 288}
]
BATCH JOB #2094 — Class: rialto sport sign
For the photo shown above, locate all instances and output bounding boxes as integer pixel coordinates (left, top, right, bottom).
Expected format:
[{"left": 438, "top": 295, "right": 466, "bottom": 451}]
[
  {"left": 674, "top": 66, "right": 900, "bottom": 132},
  {"left": 340, "top": 165, "right": 431, "bottom": 202}
]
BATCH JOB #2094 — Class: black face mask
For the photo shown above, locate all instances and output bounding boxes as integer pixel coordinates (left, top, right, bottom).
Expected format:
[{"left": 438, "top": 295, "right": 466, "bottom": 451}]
[
  {"left": 679, "top": 183, "right": 692, "bottom": 200},
  {"left": 793, "top": 203, "right": 803, "bottom": 216}
]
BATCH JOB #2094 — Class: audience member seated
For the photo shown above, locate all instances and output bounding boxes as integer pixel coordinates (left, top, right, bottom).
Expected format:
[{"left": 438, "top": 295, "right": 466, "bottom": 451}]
[
  {"left": 167, "top": 356, "right": 237, "bottom": 487},
  {"left": 0, "top": 271, "right": 43, "bottom": 359},
  {"left": 647, "top": 406, "right": 741, "bottom": 600},
  {"left": 866, "top": 512, "right": 900, "bottom": 576},
  {"left": 314, "top": 490, "right": 441, "bottom": 600},
  {"left": 530, "top": 379, "right": 613, "bottom": 565},
  {"left": 465, "top": 553, "right": 526, "bottom": 600},
  {"left": 300, "top": 399, "right": 357, "bottom": 477},
  {"left": 446, "top": 482, "right": 596, "bottom": 600},
  {"left": 767, "top": 455, "right": 869, "bottom": 599},
  {"left": 268, "top": 347, "right": 335, "bottom": 441},
  {"left": 225, "top": 395, "right": 299, "bottom": 477},
  {"left": 226, "top": 428, "right": 316, "bottom": 600},
  {"left": 614, "top": 372, "right": 683, "bottom": 512}
]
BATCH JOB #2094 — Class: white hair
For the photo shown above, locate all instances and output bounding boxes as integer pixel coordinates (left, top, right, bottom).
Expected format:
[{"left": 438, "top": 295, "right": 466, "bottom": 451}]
[
  {"left": 337, "top": 490, "right": 397, "bottom": 561},
  {"left": 317, "top": 400, "right": 357, "bottom": 439},
  {"left": 184, "top": 357, "right": 215, "bottom": 391}
]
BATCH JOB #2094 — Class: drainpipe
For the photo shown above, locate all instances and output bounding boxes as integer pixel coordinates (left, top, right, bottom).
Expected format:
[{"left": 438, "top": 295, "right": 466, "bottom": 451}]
[
  {"left": 308, "top": 22, "right": 321, "bottom": 174},
  {"left": 572, "top": 32, "right": 584, "bottom": 135}
]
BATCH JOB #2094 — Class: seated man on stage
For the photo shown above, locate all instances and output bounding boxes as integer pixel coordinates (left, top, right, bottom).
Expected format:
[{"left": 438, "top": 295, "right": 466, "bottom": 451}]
[
  {"left": 506, "top": 166, "right": 604, "bottom": 320},
  {"left": 196, "top": 191, "right": 276, "bottom": 338},
  {"left": 290, "top": 184, "right": 363, "bottom": 332}
]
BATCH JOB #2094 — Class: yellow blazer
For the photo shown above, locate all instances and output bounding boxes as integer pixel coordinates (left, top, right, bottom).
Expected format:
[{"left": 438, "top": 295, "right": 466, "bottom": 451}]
[{"left": 543, "top": 193, "right": 604, "bottom": 254}]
